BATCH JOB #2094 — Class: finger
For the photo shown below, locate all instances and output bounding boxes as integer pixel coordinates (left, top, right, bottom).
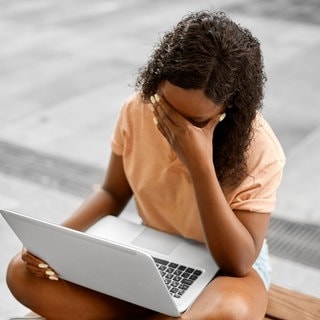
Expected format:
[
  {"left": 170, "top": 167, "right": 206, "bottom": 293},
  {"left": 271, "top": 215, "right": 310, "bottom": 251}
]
[
  {"left": 22, "top": 249, "right": 46, "bottom": 267},
  {"left": 219, "top": 112, "right": 226, "bottom": 122},
  {"left": 25, "top": 263, "right": 47, "bottom": 278},
  {"left": 152, "top": 93, "right": 184, "bottom": 126},
  {"left": 151, "top": 99, "right": 176, "bottom": 143},
  {"left": 151, "top": 95, "right": 170, "bottom": 124},
  {"left": 149, "top": 96, "right": 159, "bottom": 126},
  {"left": 44, "top": 269, "right": 59, "bottom": 281},
  {"left": 155, "top": 93, "right": 180, "bottom": 125},
  {"left": 206, "top": 112, "right": 226, "bottom": 131},
  {"left": 150, "top": 95, "right": 173, "bottom": 140},
  {"left": 26, "top": 263, "right": 60, "bottom": 280},
  {"left": 22, "top": 248, "right": 59, "bottom": 280}
]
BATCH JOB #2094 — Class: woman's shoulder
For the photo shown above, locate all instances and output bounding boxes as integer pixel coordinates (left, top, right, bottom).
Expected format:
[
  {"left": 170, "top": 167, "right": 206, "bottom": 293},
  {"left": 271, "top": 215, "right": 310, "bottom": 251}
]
[
  {"left": 121, "top": 92, "right": 145, "bottom": 110},
  {"left": 115, "top": 92, "right": 147, "bottom": 122}
]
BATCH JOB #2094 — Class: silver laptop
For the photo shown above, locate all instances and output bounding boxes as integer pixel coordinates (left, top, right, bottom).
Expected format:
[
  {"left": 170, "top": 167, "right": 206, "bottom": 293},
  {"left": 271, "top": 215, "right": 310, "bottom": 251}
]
[{"left": 0, "top": 209, "right": 218, "bottom": 317}]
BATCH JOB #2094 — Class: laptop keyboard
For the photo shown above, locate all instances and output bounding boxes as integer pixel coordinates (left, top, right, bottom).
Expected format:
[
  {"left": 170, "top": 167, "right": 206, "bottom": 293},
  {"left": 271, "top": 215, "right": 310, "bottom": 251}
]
[{"left": 153, "top": 257, "right": 203, "bottom": 299}]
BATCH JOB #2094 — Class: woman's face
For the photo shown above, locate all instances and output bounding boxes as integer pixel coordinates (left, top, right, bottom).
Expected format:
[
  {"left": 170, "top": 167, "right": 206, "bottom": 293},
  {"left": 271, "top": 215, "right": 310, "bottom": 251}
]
[{"left": 158, "top": 81, "right": 224, "bottom": 128}]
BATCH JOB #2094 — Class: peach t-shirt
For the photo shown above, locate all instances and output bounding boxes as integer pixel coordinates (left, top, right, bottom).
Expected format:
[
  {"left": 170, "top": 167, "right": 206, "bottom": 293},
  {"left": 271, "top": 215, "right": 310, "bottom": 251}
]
[{"left": 111, "top": 93, "right": 285, "bottom": 242}]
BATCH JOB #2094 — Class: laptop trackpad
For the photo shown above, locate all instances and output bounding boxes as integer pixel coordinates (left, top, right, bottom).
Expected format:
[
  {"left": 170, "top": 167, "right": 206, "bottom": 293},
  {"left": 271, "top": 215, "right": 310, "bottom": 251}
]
[{"left": 131, "top": 228, "right": 180, "bottom": 255}]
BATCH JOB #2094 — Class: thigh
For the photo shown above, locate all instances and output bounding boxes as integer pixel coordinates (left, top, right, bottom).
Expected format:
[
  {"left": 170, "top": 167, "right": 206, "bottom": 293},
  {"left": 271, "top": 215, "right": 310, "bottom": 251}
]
[{"left": 182, "top": 268, "right": 268, "bottom": 320}]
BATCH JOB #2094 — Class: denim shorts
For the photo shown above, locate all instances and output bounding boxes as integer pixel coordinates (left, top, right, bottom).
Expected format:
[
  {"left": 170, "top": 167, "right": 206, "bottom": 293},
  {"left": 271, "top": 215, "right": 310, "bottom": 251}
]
[{"left": 252, "top": 239, "right": 272, "bottom": 290}]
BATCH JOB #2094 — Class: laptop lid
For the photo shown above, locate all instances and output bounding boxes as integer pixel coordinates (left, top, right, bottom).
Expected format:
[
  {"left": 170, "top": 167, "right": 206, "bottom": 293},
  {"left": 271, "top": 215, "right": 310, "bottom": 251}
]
[{"left": 1, "top": 209, "right": 217, "bottom": 316}]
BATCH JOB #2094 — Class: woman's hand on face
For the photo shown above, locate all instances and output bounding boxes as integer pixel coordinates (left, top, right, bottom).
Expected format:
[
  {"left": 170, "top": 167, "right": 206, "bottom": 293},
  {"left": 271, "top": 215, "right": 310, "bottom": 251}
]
[
  {"left": 149, "top": 93, "right": 225, "bottom": 169},
  {"left": 21, "top": 247, "right": 59, "bottom": 281}
]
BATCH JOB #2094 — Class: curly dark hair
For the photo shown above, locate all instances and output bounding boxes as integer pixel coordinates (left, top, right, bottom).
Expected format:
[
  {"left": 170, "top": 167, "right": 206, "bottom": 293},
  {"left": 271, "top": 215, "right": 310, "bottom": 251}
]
[{"left": 135, "top": 11, "right": 266, "bottom": 187}]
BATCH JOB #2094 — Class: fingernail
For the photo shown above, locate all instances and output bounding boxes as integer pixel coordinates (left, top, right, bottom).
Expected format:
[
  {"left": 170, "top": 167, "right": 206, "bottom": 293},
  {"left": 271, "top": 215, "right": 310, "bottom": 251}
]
[
  {"left": 219, "top": 113, "right": 226, "bottom": 122},
  {"left": 150, "top": 96, "right": 156, "bottom": 104},
  {"left": 154, "top": 93, "right": 160, "bottom": 102},
  {"left": 153, "top": 117, "right": 158, "bottom": 125},
  {"left": 148, "top": 103, "right": 155, "bottom": 112},
  {"left": 38, "top": 263, "right": 48, "bottom": 269},
  {"left": 49, "top": 275, "right": 59, "bottom": 281},
  {"left": 45, "top": 270, "right": 55, "bottom": 276}
]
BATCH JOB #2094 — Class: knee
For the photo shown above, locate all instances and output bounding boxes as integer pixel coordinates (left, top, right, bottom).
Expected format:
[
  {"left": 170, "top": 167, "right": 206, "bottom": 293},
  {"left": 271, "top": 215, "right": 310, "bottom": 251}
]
[
  {"left": 6, "top": 254, "right": 22, "bottom": 292},
  {"left": 183, "top": 291, "right": 254, "bottom": 320},
  {"left": 209, "top": 296, "right": 251, "bottom": 320},
  {"left": 6, "top": 254, "right": 31, "bottom": 306}
]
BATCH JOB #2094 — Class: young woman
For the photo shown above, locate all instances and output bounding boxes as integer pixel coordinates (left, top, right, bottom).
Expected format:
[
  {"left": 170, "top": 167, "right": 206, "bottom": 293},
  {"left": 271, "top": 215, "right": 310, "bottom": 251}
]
[{"left": 7, "top": 10, "right": 285, "bottom": 320}]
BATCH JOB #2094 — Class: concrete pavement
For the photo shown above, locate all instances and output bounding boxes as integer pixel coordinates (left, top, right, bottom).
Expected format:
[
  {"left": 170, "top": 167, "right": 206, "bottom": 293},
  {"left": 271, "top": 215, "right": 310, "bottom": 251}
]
[{"left": 1, "top": 0, "right": 320, "bottom": 317}]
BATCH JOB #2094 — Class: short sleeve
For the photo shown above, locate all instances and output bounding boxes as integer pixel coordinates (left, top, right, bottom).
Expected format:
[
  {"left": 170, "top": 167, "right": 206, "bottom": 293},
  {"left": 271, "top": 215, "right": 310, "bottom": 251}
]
[
  {"left": 230, "top": 160, "right": 284, "bottom": 213},
  {"left": 227, "top": 115, "right": 286, "bottom": 213}
]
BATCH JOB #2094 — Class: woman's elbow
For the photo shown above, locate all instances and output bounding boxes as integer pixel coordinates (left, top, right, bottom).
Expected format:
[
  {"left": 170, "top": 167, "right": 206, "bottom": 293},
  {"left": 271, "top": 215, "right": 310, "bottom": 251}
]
[{"left": 216, "top": 258, "right": 253, "bottom": 277}]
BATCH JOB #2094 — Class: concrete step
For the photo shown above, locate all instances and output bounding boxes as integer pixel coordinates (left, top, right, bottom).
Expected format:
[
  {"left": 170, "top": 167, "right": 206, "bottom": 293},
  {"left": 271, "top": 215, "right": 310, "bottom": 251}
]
[{"left": 275, "top": 126, "right": 320, "bottom": 226}]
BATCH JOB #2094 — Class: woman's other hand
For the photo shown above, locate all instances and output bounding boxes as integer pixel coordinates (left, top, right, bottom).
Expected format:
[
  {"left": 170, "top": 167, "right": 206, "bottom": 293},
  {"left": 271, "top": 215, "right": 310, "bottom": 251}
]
[
  {"left": 149, "top": 85, "right": 225, "bottom": 170},
  {"left": 21, "top": 247, "right": 59, "bottom": 281}
]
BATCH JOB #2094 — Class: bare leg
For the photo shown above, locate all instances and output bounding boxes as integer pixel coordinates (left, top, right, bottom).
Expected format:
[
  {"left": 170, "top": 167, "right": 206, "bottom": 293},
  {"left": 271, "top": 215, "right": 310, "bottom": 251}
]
[
  {"left": 142, "top": 269, "right": 268, "bottom": 320},
  {"left": 7, "top": 254, "right": 154, "bottom": 320},
  {"left": 7, "top": 253, "right": 267, "bottom": 320}
]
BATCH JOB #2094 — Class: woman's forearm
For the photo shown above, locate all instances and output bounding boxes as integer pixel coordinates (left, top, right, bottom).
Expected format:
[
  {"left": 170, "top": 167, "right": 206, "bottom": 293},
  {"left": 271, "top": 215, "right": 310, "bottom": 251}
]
[
  {"left": 62, "top": 153, "right": 133, "bottom": 232},
  {"left": 61, "top": 187, "right": 130, "bottom": 232},
  {"left": 189, "top": 163, "right": 257, "bottom": 276}
]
